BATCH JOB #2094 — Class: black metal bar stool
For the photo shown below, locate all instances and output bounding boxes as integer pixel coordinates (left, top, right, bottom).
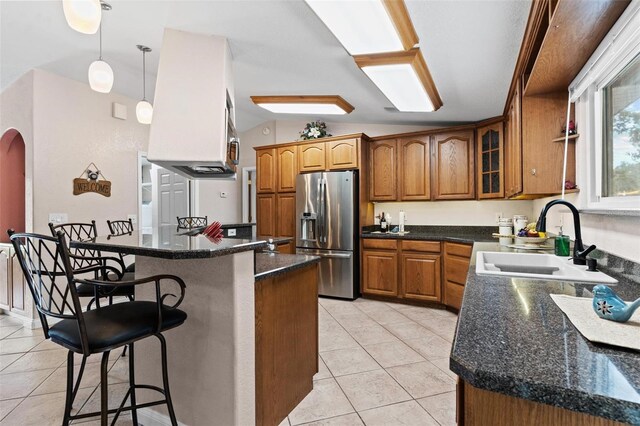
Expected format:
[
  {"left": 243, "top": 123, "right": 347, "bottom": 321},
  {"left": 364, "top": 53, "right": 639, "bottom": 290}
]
[
  {"left": 107, "top": 219, "right": 136, "bottom": 278},
  {"left": 176, "top": 216, "right": 207, "bottom": 229},
  {"left": 9, "top": 230, "right": 187, "bottom": 426}
]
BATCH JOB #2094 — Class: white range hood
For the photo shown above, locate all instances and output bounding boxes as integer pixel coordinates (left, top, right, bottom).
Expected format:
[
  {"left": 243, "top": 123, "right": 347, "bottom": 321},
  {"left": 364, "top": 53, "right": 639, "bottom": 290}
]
[{"left": 147, "top": 29, "right": 238, "bottom": 179}]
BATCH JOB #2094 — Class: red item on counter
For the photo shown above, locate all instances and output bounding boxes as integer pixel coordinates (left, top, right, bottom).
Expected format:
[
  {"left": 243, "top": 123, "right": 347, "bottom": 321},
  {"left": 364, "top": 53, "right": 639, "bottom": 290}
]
[{"left": 203, "top": 221, "right": 223, "bottom": 242}]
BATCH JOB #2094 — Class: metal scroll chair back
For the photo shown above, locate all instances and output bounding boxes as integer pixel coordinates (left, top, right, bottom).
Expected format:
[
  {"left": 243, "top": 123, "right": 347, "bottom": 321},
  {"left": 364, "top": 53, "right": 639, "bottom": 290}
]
[
  {"left": 176, "top": 216, "right": 208, "bottom": 229},
  {"left": 107, "top": 219, "right": 134, "bottom": 236},
  {"left": 8, "top": 231, "right": 88, "bottom": 349},
  {"left": 49, "top": 221, "right": 100, "bottom": 270}
]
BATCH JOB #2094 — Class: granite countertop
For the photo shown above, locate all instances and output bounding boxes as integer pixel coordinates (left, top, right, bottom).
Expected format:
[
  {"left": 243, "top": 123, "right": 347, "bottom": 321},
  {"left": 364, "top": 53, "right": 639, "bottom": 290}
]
[
  {"left": 254, "top": 253, "right": 320, "bottom": 281},
  {"left": 361, "top": 225, "right": 496, "bottom": 243},
  {"left": 452, "top": 241, "right": 640, "bottom": 424},
  {"left": 71, "top": 226, "right": 267, "bottom": 259}
]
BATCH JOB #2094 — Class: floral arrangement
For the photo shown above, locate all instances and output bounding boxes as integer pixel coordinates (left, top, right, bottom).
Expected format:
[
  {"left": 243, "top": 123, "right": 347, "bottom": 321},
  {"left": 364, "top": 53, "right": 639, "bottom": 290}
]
[{"left": 300, "top": 121, "right": 331, "bottom": 140}]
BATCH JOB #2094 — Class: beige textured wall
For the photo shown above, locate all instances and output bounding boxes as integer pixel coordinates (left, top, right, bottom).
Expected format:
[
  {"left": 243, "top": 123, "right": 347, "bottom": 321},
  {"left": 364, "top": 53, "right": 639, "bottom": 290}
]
[{"left": 31, "top": 70, "right": 149, "bottom": 236}]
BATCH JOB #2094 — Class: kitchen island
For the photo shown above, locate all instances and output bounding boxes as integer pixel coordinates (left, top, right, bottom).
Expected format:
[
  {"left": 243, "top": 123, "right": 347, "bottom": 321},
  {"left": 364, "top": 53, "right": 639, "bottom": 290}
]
[
  {"left": 454, "top": 242, "right": 640, "bottom": 425},
  {"left": 73, "top": 227, "right": 320, "bottom": 426}
]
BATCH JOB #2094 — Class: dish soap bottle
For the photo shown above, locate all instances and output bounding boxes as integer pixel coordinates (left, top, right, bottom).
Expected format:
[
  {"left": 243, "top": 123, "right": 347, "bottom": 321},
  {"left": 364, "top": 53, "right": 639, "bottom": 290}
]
[
  {"left": 380, "top": 213, "right": 387, "bottom": 233},
  {"left": 555, "top": 226, "right": 570, "bottom": 257}
]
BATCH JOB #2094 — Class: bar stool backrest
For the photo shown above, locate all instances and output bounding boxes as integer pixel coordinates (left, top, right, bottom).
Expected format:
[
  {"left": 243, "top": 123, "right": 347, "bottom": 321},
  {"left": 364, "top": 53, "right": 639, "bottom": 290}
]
[
  {"left": 176, "top": 216, "right": 208, "bottom": 229},
  {"left": 107, "top": 219, "right": 134, "bottom": 236},
  {"left": 8, "top": 231, "right": 90, "bottom": 352},
  {"left": 49, "top": 221, "right": 99, "bottom": 270}
]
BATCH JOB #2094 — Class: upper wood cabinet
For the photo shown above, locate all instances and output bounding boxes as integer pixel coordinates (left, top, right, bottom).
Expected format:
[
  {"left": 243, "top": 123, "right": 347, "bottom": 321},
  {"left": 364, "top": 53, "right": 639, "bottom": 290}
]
[
  {"left": 256, "top": 148, "right": 277, "bottom": 193},
  {"left": 298, "top": 142, "right": 326, "bottom": 173},
  {"left": 369, "top": 139, "right": 397, "bottom": 201},
  {"left": 398, "top": 137, "right": 430, "bottom": 201},
  {"left": 432, "top": 130, "right": 475, "bottom": 200},
  {"left": 477, "top": 121, "right": 504, "bottom": 199},
  {"left": 505, "top": 82, "right": 523, "bottom": 198},
  {"left": 327, "top": 139, "right": 358, "bottom": 170},
  {"left": 277, "top": 146, "right": 297, "bottom": 193}
]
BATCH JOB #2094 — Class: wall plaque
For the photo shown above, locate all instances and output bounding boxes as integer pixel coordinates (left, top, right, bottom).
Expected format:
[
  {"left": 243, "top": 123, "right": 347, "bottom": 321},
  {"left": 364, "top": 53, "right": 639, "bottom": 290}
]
[{"left": 73, "top": 163, "right": 112, "bottom": 197}]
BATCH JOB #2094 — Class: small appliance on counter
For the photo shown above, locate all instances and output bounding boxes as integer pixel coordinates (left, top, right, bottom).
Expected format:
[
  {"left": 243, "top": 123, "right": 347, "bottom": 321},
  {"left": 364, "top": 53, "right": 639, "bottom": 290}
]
[{"left": 296, "top": 171, "right": 359, "bottom": 299}]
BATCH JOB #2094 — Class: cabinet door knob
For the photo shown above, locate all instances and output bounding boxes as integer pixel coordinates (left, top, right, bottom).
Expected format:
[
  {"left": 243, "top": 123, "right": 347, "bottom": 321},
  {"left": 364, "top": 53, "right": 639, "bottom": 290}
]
[{"left": 530, "top": 168, "right": 537, "bottom": 176}]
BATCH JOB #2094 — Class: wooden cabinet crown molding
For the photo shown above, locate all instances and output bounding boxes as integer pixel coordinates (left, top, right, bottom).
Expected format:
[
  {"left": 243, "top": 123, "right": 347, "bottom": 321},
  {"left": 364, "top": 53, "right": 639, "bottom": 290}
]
[{"left": 253, "top": 133, "right": 368, "bottom": 151}]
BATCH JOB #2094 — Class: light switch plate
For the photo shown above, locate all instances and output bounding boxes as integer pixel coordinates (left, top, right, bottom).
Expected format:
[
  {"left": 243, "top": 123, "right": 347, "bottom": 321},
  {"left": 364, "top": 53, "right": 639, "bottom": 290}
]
[
  {"left": 127, "top": 214, "right": 138, "bottom": 225},
  {"left": 228, "top": 229, "right": 236, "bottom": 236},
  {"left": 48, "top": 213, "right": 68, "bottom": 224}
]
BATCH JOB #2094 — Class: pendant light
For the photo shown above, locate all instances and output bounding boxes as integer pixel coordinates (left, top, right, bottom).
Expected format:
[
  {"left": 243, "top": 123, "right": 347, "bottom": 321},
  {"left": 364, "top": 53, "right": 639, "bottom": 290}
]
[
  {"left": 88, "top": 1, "right": 113, "bottom": 93},
  {"left": 136, "top": 45, "right": 153, "bottom": 124},
  {"left": 63, "top": 0, "right": 102, "bottom": 34}
]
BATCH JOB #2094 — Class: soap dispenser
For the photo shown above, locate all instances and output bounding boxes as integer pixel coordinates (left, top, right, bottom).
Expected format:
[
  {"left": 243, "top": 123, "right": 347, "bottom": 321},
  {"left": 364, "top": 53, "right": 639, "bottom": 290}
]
[{"left": 555, "top": 226, "right": 570, "bottom": 257}]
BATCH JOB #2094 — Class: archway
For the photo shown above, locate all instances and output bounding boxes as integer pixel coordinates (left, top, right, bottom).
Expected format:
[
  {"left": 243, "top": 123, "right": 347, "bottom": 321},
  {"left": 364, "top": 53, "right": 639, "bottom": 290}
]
[{"left": 0, "top": 129, "right": 26, "bottom": 243}]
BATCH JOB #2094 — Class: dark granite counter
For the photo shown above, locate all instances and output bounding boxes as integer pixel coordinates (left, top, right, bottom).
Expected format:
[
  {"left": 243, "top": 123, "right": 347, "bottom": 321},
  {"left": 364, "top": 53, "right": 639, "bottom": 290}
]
[
  {"left": 71, "top": 226, "right": 267, "bottom": 259},
  {"left": 361, "top": 225, "right": 496, "bottom": 244},
  {"left": 452, "top": 241, "right": 640, "bottom": 424},
  {"left": 254, "top": 253, "right": 320, "bottom": 281}
]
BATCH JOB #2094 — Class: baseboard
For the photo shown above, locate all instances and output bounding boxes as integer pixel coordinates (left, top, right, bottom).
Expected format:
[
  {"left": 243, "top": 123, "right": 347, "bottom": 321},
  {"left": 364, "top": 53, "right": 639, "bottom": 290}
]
[
  {"left": 138, "top": 408, "right": 187, "bottom": 426},
  {"left": 0, "top": 310, "right": 40, "bottom": 329}
]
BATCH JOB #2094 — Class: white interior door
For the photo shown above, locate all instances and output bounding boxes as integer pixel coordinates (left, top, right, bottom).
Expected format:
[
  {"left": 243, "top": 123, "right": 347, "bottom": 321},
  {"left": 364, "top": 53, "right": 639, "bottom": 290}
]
[{"left": 157, "top": 169, "right": 189, "bottom": 226}]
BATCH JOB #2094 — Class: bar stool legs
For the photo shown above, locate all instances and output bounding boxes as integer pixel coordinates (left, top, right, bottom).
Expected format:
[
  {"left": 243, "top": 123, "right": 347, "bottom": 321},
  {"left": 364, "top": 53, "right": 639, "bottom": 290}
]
[
  {"left": 62, "top": 352, "right": 74, "bottom": 426},
  {"left": 129, "top": 342, "right": 139, "bottom": 426},
  {"left": 100, "top": 351, "right": 111, "bottom": 426},
  {"left": 157, "top": 333, "right": 178, "bottom": 426}
]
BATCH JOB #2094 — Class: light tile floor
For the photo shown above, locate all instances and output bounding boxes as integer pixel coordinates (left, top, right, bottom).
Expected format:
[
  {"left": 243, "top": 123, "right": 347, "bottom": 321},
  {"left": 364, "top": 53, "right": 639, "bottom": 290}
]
[{"left": 0, "top": 298, "right": 458, "bottom": 426}]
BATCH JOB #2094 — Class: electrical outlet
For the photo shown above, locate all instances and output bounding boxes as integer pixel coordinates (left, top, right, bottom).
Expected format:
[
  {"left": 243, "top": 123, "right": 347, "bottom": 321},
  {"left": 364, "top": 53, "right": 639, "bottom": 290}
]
[
  {"left": 48, "top": 213, "right": 68, "bottom": 224},
  {"left": 495, "top": 212, "right": 503, "bottom": 222},
  {"left": 127, "top": 214, "right": 138, "bottom": 225},
  {"left": 220, "top": 191, "right": 228, "bottom": 198},
  {"left": 228, "top": 229, "right": 236, "bottom": 236}
]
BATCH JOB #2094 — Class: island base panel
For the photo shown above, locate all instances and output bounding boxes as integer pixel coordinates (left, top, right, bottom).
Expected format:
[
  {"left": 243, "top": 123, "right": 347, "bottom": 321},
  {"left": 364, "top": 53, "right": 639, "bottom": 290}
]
[
  {"left": 255, "top": 263, "right": 318, "bottom": 426},
  {"left": 460, "top": 380, "right": 625, "bottom": 426}
]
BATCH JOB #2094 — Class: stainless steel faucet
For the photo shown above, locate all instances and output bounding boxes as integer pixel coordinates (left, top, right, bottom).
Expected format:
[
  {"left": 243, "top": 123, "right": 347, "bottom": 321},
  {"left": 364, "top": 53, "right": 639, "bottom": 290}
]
[{"left": 535, "top": 199, "right": 596, "bottom": 265}]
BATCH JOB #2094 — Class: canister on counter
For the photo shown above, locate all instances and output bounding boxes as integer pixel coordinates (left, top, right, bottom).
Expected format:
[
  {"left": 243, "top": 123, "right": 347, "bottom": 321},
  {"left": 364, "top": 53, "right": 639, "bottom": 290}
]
[
  {"left": 513, "top": 215, "right": 528, "bottom": 236},
  {"left": 498, "top": 217, "right": 513, "bottom": 245}
]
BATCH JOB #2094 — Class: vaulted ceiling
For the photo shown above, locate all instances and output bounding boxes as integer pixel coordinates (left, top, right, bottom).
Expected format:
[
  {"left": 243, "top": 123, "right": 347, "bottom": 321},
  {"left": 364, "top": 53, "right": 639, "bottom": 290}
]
[{"left": 0, "top": 0, "right": 531, "bottom": 131}]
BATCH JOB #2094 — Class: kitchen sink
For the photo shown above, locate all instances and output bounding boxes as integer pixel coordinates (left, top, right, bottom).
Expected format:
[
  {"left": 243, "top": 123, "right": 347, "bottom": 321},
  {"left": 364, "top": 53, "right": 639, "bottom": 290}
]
[{"left": 475, "top": 252, "right": 618, "bottom": 283}]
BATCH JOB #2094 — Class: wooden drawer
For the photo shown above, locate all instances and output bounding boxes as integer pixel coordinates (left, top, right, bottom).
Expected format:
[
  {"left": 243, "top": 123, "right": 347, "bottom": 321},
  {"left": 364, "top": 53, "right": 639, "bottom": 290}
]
[
  {"left": 362, "top": 239, "right": 398, "bottom": 250},
  {"left": 445, "top": 242, "right": 472, "bottom": 258},
  {"left": 401, "top": 240, "right": 441, "bottom": 253},
  {"left": 445, "top": 281, "right": 465, "bottom": 311},
  {"left": 445, "top": 256, "right": 470, "bottom": 285}
]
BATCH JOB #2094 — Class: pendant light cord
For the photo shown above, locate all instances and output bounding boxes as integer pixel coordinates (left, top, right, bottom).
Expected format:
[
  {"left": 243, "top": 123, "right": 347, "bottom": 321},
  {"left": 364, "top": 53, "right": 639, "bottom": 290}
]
[
  {"left": 98, "top": 23, "right": 103, "bottom": 60},
  {"left": 142, "top": 50, "right": 146, "bottom": 101}
]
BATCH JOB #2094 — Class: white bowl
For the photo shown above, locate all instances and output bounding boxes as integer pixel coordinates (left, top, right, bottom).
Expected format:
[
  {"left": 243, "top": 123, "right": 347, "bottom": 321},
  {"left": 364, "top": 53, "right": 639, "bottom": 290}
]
[{"left": 514, "top": 236, "right": 549, "bottom": 245}]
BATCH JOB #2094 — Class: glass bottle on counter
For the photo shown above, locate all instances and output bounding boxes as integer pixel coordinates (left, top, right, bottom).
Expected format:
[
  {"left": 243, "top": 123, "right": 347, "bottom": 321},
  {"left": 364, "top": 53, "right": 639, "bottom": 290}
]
[{"left": 380, "top": 213, "right": 387, "bottom": 233}]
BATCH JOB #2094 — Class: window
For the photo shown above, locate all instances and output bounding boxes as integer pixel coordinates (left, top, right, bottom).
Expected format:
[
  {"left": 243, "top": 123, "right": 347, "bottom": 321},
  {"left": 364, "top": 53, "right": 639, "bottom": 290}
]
[{"left": 602, "top": 53, "right": 640, "bottom": 198}]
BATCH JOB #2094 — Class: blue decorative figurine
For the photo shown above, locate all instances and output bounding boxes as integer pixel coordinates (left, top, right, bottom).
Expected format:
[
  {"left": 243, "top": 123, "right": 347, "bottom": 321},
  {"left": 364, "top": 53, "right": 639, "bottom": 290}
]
[{"left": 592, "top": 285, "right": 640, "bottom": 323}]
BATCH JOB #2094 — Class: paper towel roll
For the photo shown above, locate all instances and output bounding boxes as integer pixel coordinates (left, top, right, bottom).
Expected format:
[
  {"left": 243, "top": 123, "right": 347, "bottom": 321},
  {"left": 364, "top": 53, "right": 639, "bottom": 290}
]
[{"left": 399, "top": 211, "right": 406, "bottom": 233}]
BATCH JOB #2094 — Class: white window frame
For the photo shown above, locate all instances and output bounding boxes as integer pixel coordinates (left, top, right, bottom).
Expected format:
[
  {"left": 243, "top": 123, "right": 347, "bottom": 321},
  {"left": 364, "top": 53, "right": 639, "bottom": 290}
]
[{"left": 570, "top": 3, "right": 640, "bottom": 211}]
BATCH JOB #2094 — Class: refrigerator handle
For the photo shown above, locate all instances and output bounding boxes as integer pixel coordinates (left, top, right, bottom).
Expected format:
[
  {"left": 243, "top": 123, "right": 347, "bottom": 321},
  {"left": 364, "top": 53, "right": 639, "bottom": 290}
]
[
  {"left": 317, "top": 178, "right": 323, "bottom": 243},
  {"left": 320, "top": 178, "right": 328, "bottom": 243}
]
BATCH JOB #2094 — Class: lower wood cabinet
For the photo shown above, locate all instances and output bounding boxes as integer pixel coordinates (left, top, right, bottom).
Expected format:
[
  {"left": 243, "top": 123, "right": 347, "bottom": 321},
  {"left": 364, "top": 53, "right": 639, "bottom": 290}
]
[
  {"left": 443, "top": 242, "right": 472, "bottom": 310},
  {"left": 257, "top": 194, "right": 276, "bottom": 237},
  {"left": 401, "top": 253, "right": 441, "bottom": 302},
  {"left": 277, "top": 241, "right": 295, "bottom": 254},
  {"left": 276, "top": 193, "right": 296, "bottom": 239},
  {"left": 362, "top": 250, "right": 398, "bottom": 296}
]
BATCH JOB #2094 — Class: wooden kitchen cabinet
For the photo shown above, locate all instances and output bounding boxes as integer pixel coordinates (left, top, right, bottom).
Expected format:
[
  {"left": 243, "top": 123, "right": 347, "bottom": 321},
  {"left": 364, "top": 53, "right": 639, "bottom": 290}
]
[
  {"left": 298, "top": 142, "right": 326, "bottom": 172},
  {"left": 362, "top": 249, "right": 398, "bottom": 296},
  {"left": 505, "top": 81, "right": 523, "bottom": 198},
  {"left": 432, "top": 131, "right": 475, "bottom": 200},
  {"left": 369, "top": 139, "right": 397, "bottom": 201},
  {"left": 477, "top": 121, "right": 504, "bottom": 199},
  {"left": 277, "top": 146, "right": 297, "bottom": 192},
  {"left": 257, "top": 194, "right": 276, "bottom": 237},
  {"left": 401, "top": 253, "right": 441, "bottom": 302},
  {"left": 443, "top": 242, "right": 472, "bottom": 310},
  {"left": 399, "top": 137, "right": 430, "bottom": 201},
  {"left": 256, "top": 148, "right": 277, "bottom": 193},
  {"left": 326, "top": 138, "right": 358, "bottom": 170},
  {"left": 276, "top": 193, "right": 296, "bottom": 239}
]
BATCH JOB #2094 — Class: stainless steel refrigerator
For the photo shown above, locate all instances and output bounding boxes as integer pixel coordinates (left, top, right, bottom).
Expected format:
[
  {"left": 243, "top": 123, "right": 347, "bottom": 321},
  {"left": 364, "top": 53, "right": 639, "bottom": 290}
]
[{"left": 296, "top": 171, "right": 358, "bottom": 299}]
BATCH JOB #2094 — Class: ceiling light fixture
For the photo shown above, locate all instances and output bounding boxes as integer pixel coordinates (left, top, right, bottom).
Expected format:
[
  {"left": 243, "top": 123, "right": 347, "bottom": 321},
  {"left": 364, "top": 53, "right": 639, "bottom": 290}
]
[
  {"left": 250, "top": 96, "right": 355, "bottom": 115},
  {"left": 354, "top": 48, "right": 442, "bottom": 112},
  {"left": 136, "top": 45, "right": 153, "bottom": 124},
  {"left": 87, "top": 1, "right": 113, "bottom": 93},
  {"left": 304, "top": 0, "right": 418, "bottom": 55},
  {"left": 63, "top": 0, "right": 102, "bottom": 34}
]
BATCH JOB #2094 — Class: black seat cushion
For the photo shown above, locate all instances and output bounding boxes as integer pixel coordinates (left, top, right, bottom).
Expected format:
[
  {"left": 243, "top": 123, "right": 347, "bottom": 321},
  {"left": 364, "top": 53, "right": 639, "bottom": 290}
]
[
  {"left": 75, "top": 282, "right": 135, "bottom": 298},
  {"left": 49, "top": 301, "right": 187, "bottom": 353}
]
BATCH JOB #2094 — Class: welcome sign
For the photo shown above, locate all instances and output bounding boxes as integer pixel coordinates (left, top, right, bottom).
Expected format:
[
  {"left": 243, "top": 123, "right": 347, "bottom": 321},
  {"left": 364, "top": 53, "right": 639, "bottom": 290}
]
[{"left": 73, "top": 163, "right": 112, "bottom": 197}]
